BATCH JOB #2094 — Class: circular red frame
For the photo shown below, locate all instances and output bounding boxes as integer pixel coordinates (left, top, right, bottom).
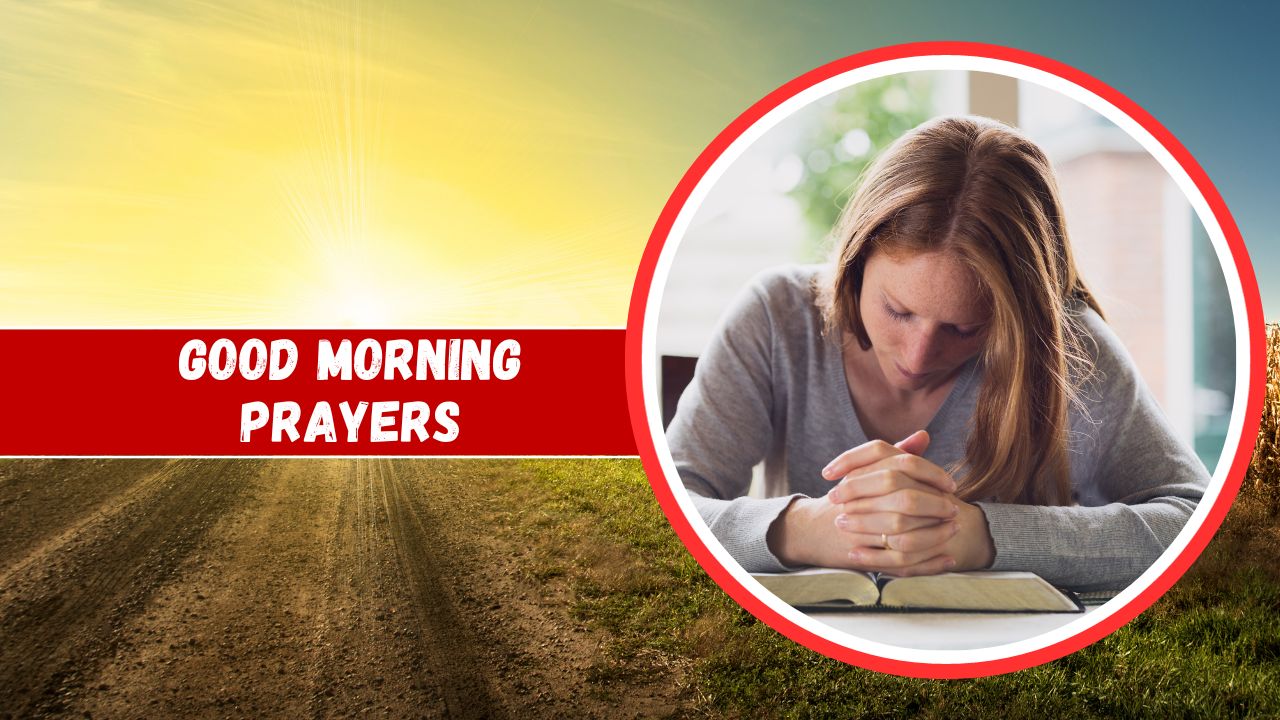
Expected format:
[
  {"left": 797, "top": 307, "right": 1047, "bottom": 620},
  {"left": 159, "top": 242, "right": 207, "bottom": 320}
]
[{"left": 624, "top": 41, "right": 1264, "bottom": 678}]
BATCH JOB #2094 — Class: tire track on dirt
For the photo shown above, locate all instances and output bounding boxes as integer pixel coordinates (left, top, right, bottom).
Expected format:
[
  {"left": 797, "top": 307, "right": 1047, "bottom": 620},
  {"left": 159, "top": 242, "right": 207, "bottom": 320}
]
[
  {"left": 0, "top": 459, "right": 256, "bottom": 717},
  {"left": 306, "top": 458, "right": 465, "bottom": 718},
  {"left": 0, "top": 458, "right": 170, "bottom": 578},
  {"left": 401, "top": 459, "right": 688, "bottom": 717},
  {"left": 305, "top": 459, "right": 502, "bottom": 718},
  {"left": 69, "top": 459, "right": 361, "bottom": 717},
  {"left": 374, "top": 459, "right": 504, "bottom": 719}
]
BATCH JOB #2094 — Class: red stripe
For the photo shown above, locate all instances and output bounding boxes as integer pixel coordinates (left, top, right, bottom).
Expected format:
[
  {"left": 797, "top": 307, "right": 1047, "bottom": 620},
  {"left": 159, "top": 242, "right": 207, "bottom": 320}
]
[{"left": 0, "top": 329, "right": 635, "bottom": 456}]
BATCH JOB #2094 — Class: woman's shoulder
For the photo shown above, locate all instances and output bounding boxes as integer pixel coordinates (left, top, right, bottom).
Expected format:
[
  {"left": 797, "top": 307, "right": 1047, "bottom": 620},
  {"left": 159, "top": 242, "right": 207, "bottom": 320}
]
[
  {"left": 742, "top": 263, "right": 829, "bottom": 318},
  {"left": 1067, "top": 301, "right": 1143, "bottom": 402},
  {"left": 714, "top": 264, "right": 830, "bottom": 352}
]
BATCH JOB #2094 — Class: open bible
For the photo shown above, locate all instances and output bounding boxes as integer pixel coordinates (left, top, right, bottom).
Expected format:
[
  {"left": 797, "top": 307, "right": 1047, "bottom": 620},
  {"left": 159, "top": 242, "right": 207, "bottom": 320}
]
[{"left": 752, "top": 568, "right": 1083, "bottom": 613}]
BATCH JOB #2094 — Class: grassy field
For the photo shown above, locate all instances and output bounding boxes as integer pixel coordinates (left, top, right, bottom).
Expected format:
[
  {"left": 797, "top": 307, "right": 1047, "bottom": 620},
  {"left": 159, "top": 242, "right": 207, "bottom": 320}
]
[{"left": 507, "top": 458, "right": 1280, "bottom": 719}]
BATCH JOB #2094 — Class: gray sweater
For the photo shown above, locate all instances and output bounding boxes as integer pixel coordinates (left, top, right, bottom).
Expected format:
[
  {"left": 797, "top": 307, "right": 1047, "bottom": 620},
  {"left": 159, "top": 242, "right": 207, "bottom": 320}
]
[{"left": 667, "top": 265, "right": 1208, "bottom": 592}]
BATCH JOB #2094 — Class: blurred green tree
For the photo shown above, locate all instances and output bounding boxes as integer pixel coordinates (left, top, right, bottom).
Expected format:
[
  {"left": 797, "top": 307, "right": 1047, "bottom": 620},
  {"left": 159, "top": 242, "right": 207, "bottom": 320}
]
[{"left": 787, "top": 74, "right": 934, "bottom": 261}]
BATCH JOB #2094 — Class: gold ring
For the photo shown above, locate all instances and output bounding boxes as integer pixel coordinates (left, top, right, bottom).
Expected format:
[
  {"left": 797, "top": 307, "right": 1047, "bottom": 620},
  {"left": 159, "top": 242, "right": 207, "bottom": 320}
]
[{"left": 881, "top": 532, "right": 890, "bottom": 550}]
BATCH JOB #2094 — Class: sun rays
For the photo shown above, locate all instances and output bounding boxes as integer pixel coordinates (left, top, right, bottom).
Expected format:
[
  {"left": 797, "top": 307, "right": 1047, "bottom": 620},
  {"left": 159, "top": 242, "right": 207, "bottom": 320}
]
[{"left": 0, "top": 0, "right": 692, "bottom": 327}]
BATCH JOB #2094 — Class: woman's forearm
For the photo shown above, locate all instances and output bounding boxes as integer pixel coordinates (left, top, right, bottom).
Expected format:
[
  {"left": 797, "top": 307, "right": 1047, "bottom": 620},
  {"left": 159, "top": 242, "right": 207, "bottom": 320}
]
[
  {"left": 687, "top": 490, "right": 805, "bottom": 573},
  {"left": 976, "top": 497, "right": 1196, "bottom": 590}
]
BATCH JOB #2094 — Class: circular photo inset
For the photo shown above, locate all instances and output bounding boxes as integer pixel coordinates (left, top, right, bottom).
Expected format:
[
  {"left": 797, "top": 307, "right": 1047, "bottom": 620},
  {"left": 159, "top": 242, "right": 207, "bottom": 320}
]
[{"left": 627, "top": 44, "right": 1262, "bottom": 677}]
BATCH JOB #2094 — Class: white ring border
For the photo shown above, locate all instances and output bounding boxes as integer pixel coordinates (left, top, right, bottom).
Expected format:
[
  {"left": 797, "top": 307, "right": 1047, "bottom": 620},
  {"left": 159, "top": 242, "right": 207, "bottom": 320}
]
[{"left": 638, "top": 54, "right": 1252, "bottom": 666}]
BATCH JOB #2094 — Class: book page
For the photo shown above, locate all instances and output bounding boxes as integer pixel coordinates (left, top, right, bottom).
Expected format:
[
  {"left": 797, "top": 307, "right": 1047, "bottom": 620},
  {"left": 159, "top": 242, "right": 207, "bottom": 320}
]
[
  {"left": 752, "top": 568, "right": 880, "bottom": 607},
  {"left": 880, "top": 571, "right": 1079, "bottom": 612}
]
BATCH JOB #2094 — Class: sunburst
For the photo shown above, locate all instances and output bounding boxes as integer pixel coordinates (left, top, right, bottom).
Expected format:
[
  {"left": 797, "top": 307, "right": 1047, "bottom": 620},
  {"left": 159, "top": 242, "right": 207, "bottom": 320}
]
[{"left": 0, "top": 0, "right": 669, "bottom": 328}]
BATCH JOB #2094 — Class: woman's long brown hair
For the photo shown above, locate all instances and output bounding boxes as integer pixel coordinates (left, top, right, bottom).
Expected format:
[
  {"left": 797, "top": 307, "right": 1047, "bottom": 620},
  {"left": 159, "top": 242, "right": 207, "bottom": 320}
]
[{"left": 820, "top": 115, "right": 1102, "bottom": 505}]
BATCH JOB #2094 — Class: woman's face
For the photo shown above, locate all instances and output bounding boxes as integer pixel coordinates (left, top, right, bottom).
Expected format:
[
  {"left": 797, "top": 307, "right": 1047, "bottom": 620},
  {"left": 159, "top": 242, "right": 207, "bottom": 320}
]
[{"left": 859, "top": 248, "right": 991, "bottom": 392}]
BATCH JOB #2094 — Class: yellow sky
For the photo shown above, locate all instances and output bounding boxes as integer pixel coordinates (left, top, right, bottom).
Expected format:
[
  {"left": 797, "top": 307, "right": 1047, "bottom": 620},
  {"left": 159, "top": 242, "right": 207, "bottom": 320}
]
[{"left": 0, "top": 0, "right": 742, "bottom": 326}]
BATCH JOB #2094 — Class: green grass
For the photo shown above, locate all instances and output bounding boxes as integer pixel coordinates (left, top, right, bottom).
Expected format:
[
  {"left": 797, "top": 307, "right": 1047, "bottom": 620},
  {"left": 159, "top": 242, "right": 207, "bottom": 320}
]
[{"left": 506, "top": 458, "right": 1280, "bottom": 719}]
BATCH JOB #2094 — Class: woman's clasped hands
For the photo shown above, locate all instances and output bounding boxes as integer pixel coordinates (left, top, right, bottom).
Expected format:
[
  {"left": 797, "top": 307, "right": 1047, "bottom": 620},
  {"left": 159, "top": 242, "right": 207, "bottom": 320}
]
[{"left": 767, "top": 430, "right": 995, "bottom": 576}]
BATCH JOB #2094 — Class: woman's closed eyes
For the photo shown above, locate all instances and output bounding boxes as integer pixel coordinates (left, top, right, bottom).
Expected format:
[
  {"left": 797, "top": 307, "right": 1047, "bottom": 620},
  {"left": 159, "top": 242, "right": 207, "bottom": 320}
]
[{"left": 882, "top": 300, "right": 983, "bottom": 339}]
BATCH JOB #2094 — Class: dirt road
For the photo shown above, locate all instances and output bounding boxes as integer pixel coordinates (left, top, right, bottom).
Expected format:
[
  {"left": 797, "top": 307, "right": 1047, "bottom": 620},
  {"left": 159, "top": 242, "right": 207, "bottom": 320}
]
[{"left": 0, "top": 459, "right": 683, "bottom": 718}]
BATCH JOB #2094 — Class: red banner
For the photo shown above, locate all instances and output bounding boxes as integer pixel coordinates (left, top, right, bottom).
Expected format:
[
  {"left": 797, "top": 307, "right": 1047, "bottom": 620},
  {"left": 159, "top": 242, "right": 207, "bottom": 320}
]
[{"left": 0, "top": 329, "right": 636, "bottom": 456}]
